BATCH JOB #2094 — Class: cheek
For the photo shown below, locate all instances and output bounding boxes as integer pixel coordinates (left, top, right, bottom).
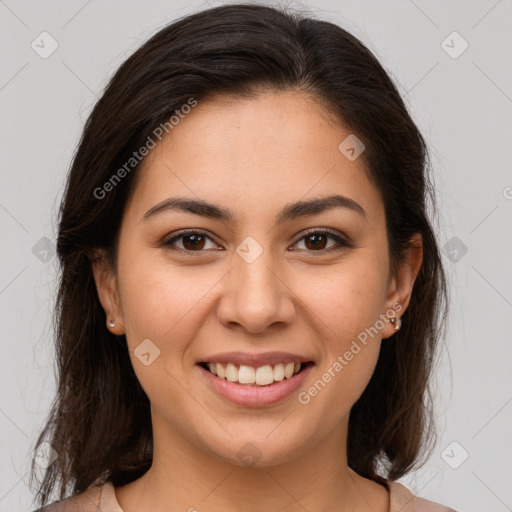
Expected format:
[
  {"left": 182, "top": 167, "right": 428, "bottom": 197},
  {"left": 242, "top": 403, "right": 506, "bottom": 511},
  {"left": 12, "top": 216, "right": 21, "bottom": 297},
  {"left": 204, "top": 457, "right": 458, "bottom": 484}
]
[
  {"left": 119, "top": 260, "right": 212, "bottom": 345},
  {"left": 294, "top": 255, "right": 388, "bottom": 409},
  {"left": 297, "top": 251, "right": 389, "bottom": 344},
  {"left": 116, "top": 252, "right": 214, "bottom": 407}
]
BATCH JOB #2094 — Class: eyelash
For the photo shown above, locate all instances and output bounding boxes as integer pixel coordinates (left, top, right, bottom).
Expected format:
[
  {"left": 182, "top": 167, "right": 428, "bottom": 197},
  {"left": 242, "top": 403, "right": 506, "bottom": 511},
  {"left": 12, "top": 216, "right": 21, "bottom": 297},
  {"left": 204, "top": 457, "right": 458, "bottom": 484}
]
[{"left": 162, "top": 228, "right": 351, "bottom": 254}]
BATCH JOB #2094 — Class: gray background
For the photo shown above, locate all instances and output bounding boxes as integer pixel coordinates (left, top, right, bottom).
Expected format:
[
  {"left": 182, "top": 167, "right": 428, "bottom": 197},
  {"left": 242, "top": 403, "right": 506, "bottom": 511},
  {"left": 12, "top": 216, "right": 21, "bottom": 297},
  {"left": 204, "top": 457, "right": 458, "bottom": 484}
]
[{"left": 1, "top": 1, "right": 511, "bottom": 511}]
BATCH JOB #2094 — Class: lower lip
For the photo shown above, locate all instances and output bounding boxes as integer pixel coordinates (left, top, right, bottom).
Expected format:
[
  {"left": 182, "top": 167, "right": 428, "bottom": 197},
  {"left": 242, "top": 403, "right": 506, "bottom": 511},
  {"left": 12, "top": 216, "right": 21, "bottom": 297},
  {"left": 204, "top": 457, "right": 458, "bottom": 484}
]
[{"left": 197, "top": 363, "right": 313, "bottom": 407}]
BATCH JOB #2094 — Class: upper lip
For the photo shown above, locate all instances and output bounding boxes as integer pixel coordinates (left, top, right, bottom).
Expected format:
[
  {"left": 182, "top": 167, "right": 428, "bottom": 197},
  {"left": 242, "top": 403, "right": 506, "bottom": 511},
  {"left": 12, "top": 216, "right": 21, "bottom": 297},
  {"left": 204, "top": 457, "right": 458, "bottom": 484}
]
[{"left": 198, "top": 351, "right": 313, "bottom": 367}]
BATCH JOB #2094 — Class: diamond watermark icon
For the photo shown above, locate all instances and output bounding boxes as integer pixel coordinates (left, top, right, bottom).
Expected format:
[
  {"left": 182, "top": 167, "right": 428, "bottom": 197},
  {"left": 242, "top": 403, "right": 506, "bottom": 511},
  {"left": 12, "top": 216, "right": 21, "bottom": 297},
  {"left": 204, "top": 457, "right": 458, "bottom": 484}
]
[
  {"left": 33, "top": 441, "right": 58, "bottom": 469},
  {"left": 236, "top": 236, "right": 263, "bottom": 264},
  {"left": 338, "top": 134, "right": 365, "bottom": 161},
  {"left": 441, "top": 441, "right": 469, "bottom": 469},
  {"left": 441, "top": 31, "right": 469, "bottom": 59},
  {"left": 31, "top": 31, "right": 59, "bottom": 59},
  {"left": 32, "top": 237, "right": 55, "bottom": 263},
  {"left": 237, "top": 442, "right": 262, "bottom": 466},
  {"left": 442, "top": 236, "right": 468, "bottom": 263},
  {"left": 134, "top": 338, "right": 161, "bottom": 366}
]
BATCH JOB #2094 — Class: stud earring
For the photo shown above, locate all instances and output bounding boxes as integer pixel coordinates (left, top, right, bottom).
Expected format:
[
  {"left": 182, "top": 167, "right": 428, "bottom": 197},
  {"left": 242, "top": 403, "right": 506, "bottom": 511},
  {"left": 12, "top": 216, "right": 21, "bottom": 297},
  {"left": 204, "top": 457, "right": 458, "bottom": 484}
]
[
  {"left": 107, "top": 319, "right": 116, "bottom": 329},
  {"left": 390, "top": 317, "right": 402, "bottom": 331}
]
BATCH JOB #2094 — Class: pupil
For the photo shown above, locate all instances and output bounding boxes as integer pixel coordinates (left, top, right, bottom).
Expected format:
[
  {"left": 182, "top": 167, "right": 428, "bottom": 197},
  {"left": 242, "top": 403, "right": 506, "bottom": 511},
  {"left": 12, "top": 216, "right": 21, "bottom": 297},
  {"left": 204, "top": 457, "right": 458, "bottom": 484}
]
[
  {"left": 307, "top": 234, "right": 326, "bottom": 250},
  {"left": 184, "top": 235, "right": 204, "bottom": 250}
]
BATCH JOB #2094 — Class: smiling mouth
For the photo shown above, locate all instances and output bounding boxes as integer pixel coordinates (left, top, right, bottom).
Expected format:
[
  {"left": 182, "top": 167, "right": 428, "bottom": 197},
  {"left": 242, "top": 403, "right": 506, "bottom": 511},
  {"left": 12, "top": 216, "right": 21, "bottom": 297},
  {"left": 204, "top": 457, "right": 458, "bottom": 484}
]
[{"left": 198, "top": 361, "right": 313, "bottom": 386}]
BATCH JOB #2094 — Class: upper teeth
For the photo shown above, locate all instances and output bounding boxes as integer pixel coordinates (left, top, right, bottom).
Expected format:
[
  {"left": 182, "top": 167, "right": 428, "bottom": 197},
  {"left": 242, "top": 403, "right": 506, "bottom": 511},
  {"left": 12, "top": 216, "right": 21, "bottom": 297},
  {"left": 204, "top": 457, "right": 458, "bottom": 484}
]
[{"left": 207, "top": 362, "right": 302, "bottom": 386}]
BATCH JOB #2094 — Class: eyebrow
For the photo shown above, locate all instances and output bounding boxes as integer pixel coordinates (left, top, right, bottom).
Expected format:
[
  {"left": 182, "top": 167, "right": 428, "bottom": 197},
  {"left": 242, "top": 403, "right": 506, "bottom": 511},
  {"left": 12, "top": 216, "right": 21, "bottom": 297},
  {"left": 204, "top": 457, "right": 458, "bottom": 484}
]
[{"left": 143, "top": 194, "right": 367, "bottom": 224}]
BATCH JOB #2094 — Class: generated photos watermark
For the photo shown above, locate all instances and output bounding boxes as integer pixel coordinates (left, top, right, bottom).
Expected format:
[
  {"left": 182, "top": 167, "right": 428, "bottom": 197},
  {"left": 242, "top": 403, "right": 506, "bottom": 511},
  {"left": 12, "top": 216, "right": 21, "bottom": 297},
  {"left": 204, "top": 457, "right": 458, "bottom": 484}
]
[{"left": 298, "top": 302, "right": 402, "bottom": 405}]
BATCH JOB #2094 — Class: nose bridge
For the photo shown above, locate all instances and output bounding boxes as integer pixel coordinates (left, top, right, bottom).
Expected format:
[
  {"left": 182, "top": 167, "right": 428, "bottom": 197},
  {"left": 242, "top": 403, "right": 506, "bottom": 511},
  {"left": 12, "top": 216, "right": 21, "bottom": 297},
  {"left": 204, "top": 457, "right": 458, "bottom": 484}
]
[
  {"left": 217, "top": 236, "right": 294, "bottom": 332},
  {"left": 236, "top": 243, "right": 278, "bottom": 301}
]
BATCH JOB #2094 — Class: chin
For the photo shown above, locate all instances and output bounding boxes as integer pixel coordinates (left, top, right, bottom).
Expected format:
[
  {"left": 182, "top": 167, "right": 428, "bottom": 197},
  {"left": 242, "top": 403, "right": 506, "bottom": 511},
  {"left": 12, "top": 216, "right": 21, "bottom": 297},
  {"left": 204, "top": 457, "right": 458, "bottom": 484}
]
[{"left": 199, "top": 429, "right": 309, "bottom": 469}]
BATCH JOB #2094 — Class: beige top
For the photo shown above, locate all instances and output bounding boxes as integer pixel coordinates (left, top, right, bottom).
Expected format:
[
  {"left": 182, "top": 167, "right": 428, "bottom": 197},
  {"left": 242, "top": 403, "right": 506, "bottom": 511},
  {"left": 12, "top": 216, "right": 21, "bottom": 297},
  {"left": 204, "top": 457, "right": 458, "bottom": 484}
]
[{"left": 36, "top": 480, "right": 458, "bottom": 511}]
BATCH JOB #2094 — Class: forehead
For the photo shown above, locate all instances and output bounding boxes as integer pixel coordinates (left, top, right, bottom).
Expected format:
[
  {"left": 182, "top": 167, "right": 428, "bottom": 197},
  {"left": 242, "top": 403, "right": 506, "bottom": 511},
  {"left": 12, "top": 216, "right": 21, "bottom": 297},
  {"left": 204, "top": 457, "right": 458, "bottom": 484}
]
[{"left": 125, "top": 91, "right": 384, "bottom": 227}]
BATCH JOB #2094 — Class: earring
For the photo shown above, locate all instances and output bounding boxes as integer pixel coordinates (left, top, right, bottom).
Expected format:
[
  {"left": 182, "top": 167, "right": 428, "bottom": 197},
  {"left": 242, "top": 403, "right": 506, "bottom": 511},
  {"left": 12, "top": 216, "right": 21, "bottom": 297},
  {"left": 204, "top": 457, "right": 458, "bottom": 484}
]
[
  {"left": 107, "top": 319, "right": 116, "bottom": 329},
  {"left": 390, "top": 317, "right": 402, "bottom": 331}
]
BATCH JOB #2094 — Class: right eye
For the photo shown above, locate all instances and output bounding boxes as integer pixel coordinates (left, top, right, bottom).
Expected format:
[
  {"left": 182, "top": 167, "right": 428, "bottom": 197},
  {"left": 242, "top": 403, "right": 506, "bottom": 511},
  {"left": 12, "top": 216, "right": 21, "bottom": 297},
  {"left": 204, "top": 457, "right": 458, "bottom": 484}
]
[{"left": 162, "top": 230, "right": 221, "bottom": 252}]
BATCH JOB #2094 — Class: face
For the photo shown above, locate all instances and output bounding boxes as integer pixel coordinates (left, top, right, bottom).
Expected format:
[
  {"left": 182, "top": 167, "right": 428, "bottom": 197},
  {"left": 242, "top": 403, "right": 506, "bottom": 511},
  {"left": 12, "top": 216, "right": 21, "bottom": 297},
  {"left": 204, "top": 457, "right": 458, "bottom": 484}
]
[{"left": 93, "top": 90, "right": 422, "bottom": 468}]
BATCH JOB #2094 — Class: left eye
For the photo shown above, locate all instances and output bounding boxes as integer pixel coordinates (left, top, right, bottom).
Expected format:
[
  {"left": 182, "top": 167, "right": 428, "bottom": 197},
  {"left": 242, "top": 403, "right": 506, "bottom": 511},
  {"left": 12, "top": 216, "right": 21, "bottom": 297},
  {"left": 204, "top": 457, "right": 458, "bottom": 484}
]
[
  {"left": 291, "top": 230, "right": 348, "bottom": 252},
  {"left": 162, "top": 229, "right": 349, "bottom": 253}
]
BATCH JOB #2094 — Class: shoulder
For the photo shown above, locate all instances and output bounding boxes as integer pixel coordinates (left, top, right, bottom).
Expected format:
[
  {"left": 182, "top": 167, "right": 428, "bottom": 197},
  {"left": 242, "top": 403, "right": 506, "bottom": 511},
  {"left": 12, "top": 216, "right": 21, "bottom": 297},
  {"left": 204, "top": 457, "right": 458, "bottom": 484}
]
[
  {"left": 387, "top": 481, "right": 459, "bottom": 512},
  {"left": 31, "top": 482, "right": 108, "bottom": 512}
]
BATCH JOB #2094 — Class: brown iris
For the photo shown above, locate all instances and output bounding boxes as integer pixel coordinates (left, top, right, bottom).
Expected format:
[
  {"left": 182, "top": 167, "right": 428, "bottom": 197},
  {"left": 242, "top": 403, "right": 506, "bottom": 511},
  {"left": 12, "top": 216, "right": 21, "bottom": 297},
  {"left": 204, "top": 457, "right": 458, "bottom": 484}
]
[
  {"left": 181, "top": 233, "right": 207, "bottom": 250},
  {"left": 303, "top": 233, "right": 329, "bottom": 251}
]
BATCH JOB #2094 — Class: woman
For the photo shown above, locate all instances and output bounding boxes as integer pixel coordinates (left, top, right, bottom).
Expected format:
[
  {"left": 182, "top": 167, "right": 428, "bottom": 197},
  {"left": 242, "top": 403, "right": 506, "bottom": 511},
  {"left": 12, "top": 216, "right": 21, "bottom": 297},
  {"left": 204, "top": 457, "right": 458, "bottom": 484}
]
[{"left": 30, "top": 3, "right": 455, "bottom": 511}]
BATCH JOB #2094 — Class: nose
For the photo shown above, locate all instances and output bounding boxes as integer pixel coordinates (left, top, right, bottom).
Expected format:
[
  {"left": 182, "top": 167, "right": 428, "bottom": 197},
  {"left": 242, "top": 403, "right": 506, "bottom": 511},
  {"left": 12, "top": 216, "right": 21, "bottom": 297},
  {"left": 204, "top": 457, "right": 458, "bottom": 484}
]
[{"left": 216, "top": 246, "right": 296, "bottom": 334}]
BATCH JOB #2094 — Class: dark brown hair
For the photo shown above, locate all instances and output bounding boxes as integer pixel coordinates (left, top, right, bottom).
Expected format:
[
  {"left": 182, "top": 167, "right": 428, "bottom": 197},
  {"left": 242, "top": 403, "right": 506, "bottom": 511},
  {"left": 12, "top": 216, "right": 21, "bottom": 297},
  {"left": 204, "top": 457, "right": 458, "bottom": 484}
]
[{"left": 30, "top": 3, "right": 448, "bottom": 508}]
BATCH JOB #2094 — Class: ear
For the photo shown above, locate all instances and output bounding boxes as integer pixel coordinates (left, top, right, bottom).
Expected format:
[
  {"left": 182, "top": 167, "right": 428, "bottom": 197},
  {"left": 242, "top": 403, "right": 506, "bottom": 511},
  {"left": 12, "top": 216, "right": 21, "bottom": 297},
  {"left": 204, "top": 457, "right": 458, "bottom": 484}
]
[
  {"left": 381, "top": 233, "right": 423, "bottom": 339},
  {"left": 90, "top": 248, "right": 125, "bottom": 335}
]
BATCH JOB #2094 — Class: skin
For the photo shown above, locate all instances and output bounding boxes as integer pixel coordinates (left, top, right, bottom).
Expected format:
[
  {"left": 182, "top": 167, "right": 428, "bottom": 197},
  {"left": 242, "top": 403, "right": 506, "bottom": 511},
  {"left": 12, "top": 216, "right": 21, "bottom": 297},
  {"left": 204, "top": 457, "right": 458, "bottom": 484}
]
[{"left": 92, "top": 90, "right": 423, "bottom": 512}]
